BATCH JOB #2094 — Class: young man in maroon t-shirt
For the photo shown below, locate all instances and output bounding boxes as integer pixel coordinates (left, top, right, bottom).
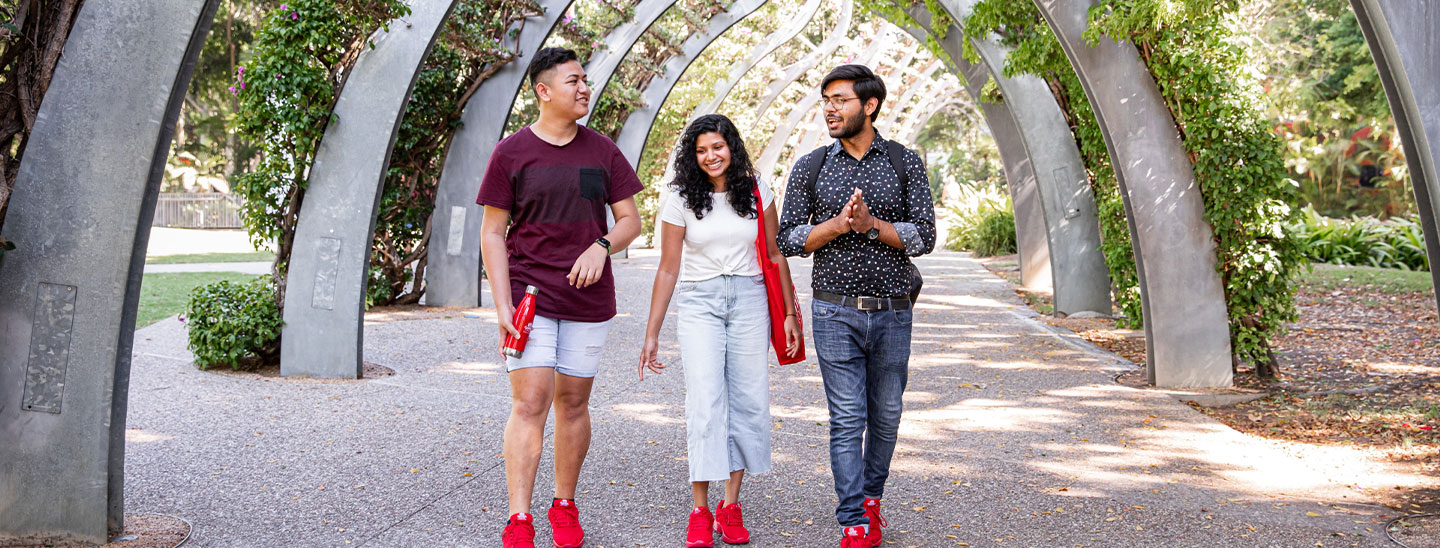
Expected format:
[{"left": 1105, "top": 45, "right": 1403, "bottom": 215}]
[{"left": 478, "top": 48, "right": 643, "bottom": 548}]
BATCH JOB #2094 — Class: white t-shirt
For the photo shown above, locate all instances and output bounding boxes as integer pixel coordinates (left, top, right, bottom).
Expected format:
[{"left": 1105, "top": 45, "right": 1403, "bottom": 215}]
[{"left": 660, "top": 180, "right": 776, "bottom": 282}]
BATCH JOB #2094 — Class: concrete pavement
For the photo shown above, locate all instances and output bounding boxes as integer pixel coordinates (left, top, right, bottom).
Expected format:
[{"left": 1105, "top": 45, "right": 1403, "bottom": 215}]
[{"left": 120, "top": 251, "right": 1413, "bottom": 547}]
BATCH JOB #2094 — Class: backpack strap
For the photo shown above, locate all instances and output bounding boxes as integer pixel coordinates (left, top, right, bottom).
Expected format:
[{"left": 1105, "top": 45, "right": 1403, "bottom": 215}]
[{"left": 803, "top": 146, "right": 829, "bottom": 219}]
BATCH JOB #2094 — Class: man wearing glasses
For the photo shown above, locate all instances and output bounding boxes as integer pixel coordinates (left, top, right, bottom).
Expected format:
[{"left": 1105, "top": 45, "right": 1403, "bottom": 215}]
[{"left": 776, "top": 64, "right": 937, "bottom": 548}]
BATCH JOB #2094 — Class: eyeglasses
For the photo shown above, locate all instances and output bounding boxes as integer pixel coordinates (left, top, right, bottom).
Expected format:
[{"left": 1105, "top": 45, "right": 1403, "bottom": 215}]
[{"left": 821, "top": 96, "right": 858, "bottom": 109}]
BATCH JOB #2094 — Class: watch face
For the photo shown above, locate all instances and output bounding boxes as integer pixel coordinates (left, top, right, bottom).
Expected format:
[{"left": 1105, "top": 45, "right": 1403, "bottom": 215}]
[{"left": 866, "top": 228, "right": 879, "bottom": 239}]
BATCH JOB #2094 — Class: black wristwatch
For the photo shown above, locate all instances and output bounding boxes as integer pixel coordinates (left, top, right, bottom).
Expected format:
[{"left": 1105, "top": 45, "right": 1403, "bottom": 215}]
[
  {"left": 595, "top": 237, "right": 612, "bottom": 251},
  {"left": 865, "top": 227, "right": 880, "bottom": 240}
]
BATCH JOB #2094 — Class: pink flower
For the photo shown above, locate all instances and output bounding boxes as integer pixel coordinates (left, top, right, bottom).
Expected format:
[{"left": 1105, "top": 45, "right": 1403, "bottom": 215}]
[
  {"left": 237, "top": 66, "right": 245, "bottom": 74},
  {"left": 562, "top": 14, "right": 572, "bottom": 24},
  {"left": 280, "top": 3, "right": 288, "bottom": 10},
  {"left": 228, "top": 85, "right": 237, "bottom": 95},
  {"left": 276, "top": 73, "right": 282, "bottom": 79},
  {"left": 291, "top": 11, "right": 298, "bottom": 19}
]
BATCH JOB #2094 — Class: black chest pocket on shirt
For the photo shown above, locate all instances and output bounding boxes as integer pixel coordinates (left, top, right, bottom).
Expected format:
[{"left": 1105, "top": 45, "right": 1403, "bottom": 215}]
[{"left": 579, "top": 168, "right": 606, "bottom": 202}]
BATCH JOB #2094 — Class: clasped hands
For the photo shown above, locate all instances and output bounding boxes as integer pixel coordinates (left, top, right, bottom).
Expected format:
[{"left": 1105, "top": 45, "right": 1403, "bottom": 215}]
[{"left": 830, "top": 188, "right": 879, "bottom": 235}]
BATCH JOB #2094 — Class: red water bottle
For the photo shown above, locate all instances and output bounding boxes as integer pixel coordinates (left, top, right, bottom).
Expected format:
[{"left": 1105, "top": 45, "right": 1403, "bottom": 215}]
[{"left": 503, "top": 285, "right": 540, "bottom": 358}]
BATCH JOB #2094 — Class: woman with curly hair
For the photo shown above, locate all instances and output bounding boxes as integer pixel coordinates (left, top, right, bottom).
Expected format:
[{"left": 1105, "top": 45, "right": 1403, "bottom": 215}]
[{"left": 639, "top": 114, "right": 803, "bottom": 547}]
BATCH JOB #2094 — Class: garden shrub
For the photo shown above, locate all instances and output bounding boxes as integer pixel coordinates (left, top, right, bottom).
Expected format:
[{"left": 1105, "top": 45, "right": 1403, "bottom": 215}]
[
  {"left": 944, "top": 185, "right": 1016, "bottom": 256},
  {"left": 184, "top": 275, "right": 284, "bottom": 370},
  {"left": 1293, "top": 206, "right": 1429, "bottom": 271}
]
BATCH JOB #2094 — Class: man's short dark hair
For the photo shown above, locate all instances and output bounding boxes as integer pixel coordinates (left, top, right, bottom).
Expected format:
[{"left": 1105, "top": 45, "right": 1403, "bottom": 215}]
[
  {"left": 821, "top": 64, "right": 886, "bottom": 122},
  {"left": 528, "top": 47, "right": 579, "bottom": 88}
]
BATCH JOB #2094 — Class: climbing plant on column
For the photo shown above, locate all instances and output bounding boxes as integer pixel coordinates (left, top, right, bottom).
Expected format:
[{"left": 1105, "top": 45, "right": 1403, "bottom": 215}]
[
  {"left": 187, "top": 0, "right": 407, "bottom": 366},
  {"left": 369, "top": 0, "right": 543, "bottom": 306},
  {"left": 230, "top": 0, "right": 409, "bottom": 303},
  {"left": 963, "top": 0, "right": 1303, "bottom": 377}
]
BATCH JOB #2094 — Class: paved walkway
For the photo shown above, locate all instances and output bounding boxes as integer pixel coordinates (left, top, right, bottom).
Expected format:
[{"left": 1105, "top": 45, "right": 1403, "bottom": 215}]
[{"left": 123, "top": 251, "right": 1411, "bottom": 547}]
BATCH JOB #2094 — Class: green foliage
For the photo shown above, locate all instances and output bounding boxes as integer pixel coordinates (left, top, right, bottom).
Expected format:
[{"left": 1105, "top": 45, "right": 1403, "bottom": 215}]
[
  {"left": 168, "top": 0, "right": 271, "bottom": 191},
  {"left": 231, "top": 0, "right": 410, "bottom": 290},
  {"left": 965, "top": 0, "right": 1305, "bottom": 371},
  {"left": 1292, "top": 206, "right": 1429, "bottom": 271},
  {"left": 944, "top": 185, "right": 1015, "bottom": 256},
  {"left": 1246, "top": 0, "right": 1411, "bottom": 219},
  {"left": 183, "top": 275, "right": 284, "bottom": 369}
]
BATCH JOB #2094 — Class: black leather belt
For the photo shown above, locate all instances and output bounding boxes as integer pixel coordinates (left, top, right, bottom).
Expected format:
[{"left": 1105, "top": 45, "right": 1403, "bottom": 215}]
[{"left": 813, "top": 290, "right": 911, "bottom": 311}]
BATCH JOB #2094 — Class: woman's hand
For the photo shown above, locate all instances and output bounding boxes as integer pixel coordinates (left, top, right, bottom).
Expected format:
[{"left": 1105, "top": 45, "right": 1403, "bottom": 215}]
[
  {"left": 784, "top": 315, "right": 802, "bottom": 358},
  {"left": 639, "top": 336, "right": 666, "bottom": 379},
  {"left": 496, "top": 302, "right": 519, "bottom": 357}
]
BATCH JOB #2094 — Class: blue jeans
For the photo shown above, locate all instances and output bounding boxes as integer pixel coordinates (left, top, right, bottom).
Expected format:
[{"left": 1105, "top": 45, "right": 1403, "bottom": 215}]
[
  {"left": 676, "top": 275, "right": 773, "bottom": 482},
  {"left": 811, "top": 299, "right": 912, "bottom": 527}
]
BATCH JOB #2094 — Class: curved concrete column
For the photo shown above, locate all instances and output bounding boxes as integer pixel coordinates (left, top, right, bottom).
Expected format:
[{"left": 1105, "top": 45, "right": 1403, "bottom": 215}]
[
  {"left": 428, "top": 0, "right": 574, "bottom": 307},
  {"left": 888, "top": 74, "right": 957, "bottom": 144},
  {"left": 652, "top": 0, "right": 825, "bottom": 249},
  {"left": 754, "top": 32, "right": 888, "bottom": 178},
  {"left": 0, "top": 0, "right": 220, "bottom": 543},
  {"left": 903, "top": 93, "right": 971, "bottom": 144},
  {"left": 280, "top": 1, "right": 460, "bottom": 378},
  {"left": 694, "top": 0, "right": 823, "bottom": 118},
  {"left": 970, "top": 37, "right": 1111, "bottom": 315},
  {"left": 1350, "top": 1, "right": 1440, "bottom": 310},
  {"left": 754, "top": 0, "right": 853, "bottom": 120},
  {"left": 1033, "top": 0, "right": 1231, "bottom": 387},
  {"left": 898, "top": 5, "right": 1050, "bottom": 290},
  {"left": 612, "top": 0, "right": 769, "bottom": 165},
  {"left": 878, "top": 59, "right": 942, "bottom": 133},
  {"left": 578, "top": 0, "right": 679, "bottom": 126}
]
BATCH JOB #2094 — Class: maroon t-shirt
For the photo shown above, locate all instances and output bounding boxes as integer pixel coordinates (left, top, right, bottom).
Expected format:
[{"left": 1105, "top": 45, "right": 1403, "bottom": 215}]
[{"left": 476, "top": 126, "right": 643, "bottom": 322}]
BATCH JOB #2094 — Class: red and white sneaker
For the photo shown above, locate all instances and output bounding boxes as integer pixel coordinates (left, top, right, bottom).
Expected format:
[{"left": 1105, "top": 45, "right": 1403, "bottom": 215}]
[
  {"left": 548, "top": 499, "right": 584, "bottom": 548},
  {"left": 714, "top": 501, "right": 750, "bottom": 544},
  {"left": 502, "top": 513, "right": 536, "bottom": 548},
  {"left": 686, "top": 506, "right": 715, "bottom": 547},
  {"left": 840, "top": 525, "right": 869, "bottom": 548},
  {"left": 862, "top": 498, "right": 887, "bottom": 546}
]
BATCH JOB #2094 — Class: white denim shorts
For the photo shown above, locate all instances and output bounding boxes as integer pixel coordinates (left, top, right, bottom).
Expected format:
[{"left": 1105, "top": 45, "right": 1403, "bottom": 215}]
[{"left": 503, "top": 314, "right": 612, "bottom": 378}]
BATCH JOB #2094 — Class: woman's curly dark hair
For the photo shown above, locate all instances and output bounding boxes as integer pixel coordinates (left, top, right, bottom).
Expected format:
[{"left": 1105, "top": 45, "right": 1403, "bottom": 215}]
[{"left": 671, "top": 114, "right": 759, "bottom": 220}]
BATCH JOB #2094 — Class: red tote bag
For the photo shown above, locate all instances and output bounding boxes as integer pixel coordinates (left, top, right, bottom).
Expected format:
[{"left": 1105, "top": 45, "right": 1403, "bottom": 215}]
[{"left": 754, "top": 186, "right": 806, "bottom": 365}]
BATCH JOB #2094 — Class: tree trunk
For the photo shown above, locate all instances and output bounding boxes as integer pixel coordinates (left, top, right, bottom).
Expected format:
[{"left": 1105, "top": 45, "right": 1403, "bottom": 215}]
[{"left": 0, "top": 0, "right": 85, "bottom": 235}]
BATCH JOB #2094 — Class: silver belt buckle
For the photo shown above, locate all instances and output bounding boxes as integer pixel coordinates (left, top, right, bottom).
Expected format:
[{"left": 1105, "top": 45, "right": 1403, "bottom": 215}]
[{"left": 855, "top": 296, "right": 884, "bottom": 311}]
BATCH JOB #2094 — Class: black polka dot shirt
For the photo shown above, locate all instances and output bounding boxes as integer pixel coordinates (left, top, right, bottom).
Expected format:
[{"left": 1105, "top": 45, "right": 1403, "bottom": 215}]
[{"left": 777, "top": 134, "right": 938, "bottom": 298}]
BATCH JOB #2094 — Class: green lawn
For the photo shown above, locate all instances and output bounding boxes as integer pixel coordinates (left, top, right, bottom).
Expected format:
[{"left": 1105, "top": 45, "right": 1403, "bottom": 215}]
[
  {"left": 1299, "top": 263, "right": 1434, "bottom": 294},
  {"left": 145, "top": 251, "right": 275, "bottom": 264},
  {"left": 137, "top": 272, "right": 257, "bottom": 328}
]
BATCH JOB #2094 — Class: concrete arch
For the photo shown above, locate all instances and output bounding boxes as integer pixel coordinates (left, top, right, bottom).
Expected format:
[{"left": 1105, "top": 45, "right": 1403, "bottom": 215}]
[
  {"left": 0, "top": 0, "right": 221, "bottom": 543},
  {"left": 877, "top": 59, "right": 943, "bottom": 133},
  {"left": 652, "top": 0, "right": 828, "bottom": 248},
  {"left": 903, "top": 92, "right": 973, "bottom": 145},
  {"left": 1033, "top": 0, "right": 1231, "bottom": 387},
  {"left": 612, "top": 0, "right": 771, "bottom": 165},
  {"left": 969, "top": 36, "right": 1111, "bottom": 315},
  {"left": 895, "top": 80, "right": 963, "bottom": 142},
  {"left": 754, "top": 0, "right": 853, "bottom": 120},
  {"left": 427, "top": 0, "right": 575, "bottom": 308},
  {"left": 898, "top": 5, "right": 1051, "bottom": 291},
  {"left": 754, "top": 31, "right": 890, "bottom": 178},
  {"left": 279, "top": 1, "right": 461, "bottom": 379},
  {"left": 1349, "top": 0, "right": 1440, "bottom": 311},
  {"left": 578, "top": 0, "right": 681, "bottom": 126}
]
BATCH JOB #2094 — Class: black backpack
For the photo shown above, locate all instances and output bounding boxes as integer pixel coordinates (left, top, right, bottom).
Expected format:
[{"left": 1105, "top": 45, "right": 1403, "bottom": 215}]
[{"left": 802, "top": 141, "right": 924, "bottom": 304}]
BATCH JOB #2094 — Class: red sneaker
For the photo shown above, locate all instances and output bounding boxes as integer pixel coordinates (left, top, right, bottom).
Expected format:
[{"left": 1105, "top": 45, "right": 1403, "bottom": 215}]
[
  {"left": 548, "top": 499, "right": 584, "bottom": 548},
  {"left": 840, "top": 525, "right": 869, "bottom": 548},
  {"left": 686, "top": 506, "right": 715, "bottom": 547},
  {"left": 502, "top": 513, "right": 536, "bottom": 548},
  {"left": 714, "top": 501, "right": 750, "bottom": 544},
  {"left": 862, "top": 498, "right": 887, "bottom": 546}
]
